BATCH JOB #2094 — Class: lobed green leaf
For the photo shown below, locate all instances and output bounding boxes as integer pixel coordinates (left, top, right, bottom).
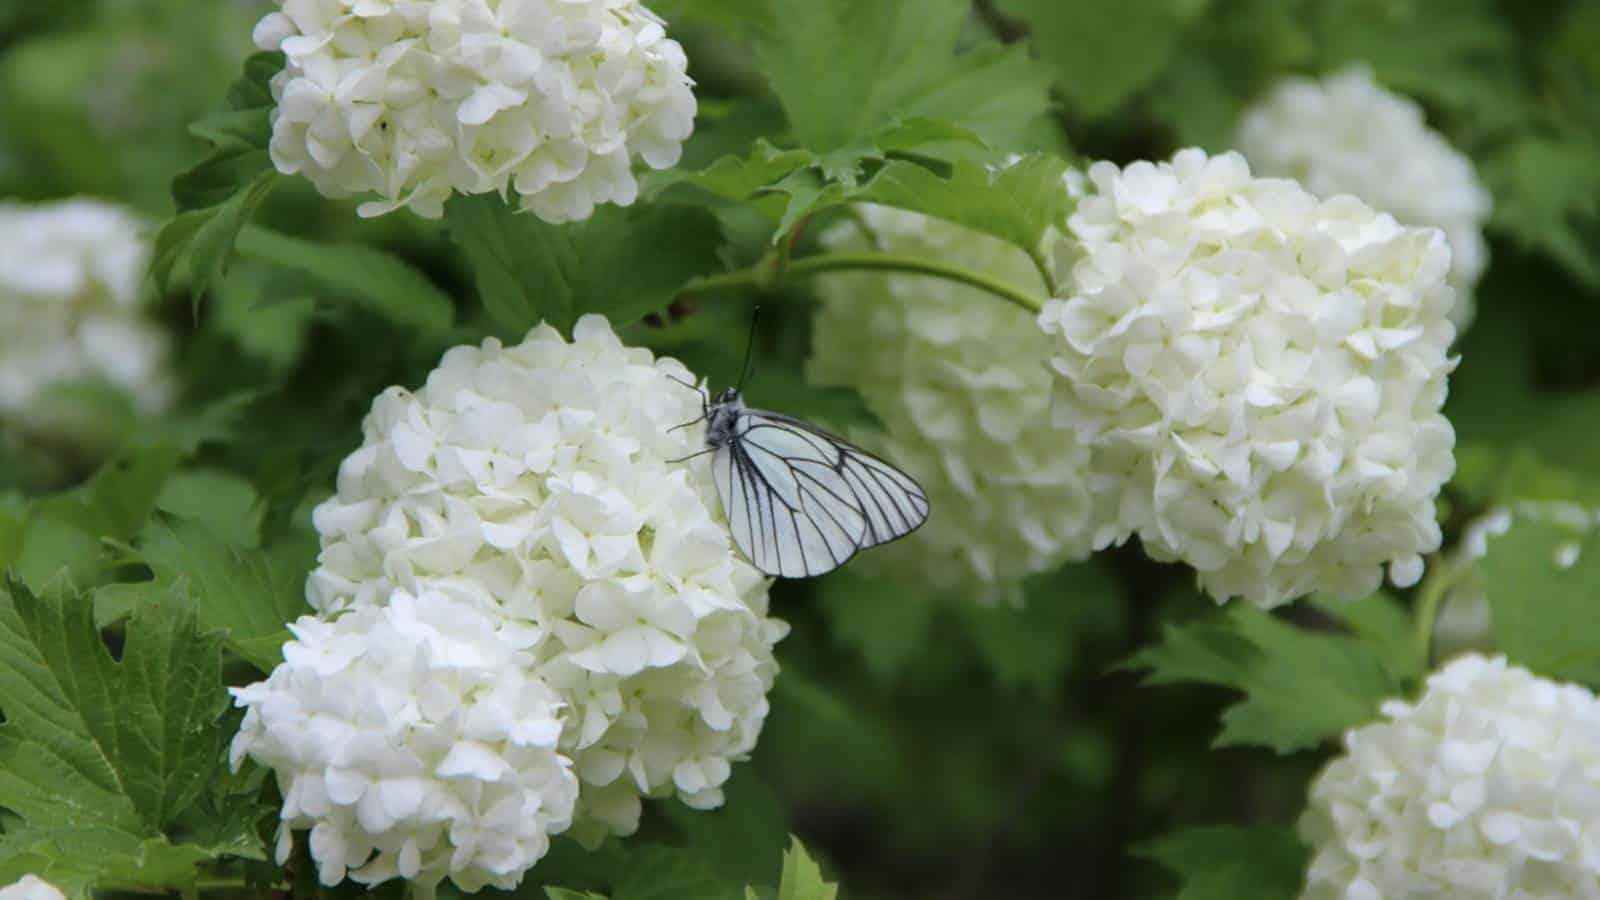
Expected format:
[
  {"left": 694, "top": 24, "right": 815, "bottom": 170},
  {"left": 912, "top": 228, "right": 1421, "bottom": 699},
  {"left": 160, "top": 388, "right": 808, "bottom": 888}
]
[
  {"left": 1125, "top": 600, "right": 1406, "bottom": 753},
  {"left": 447, "top": 195, "right": 724, "bottom": 337},
  {"left": 1139, "top": 825, "right": 1308, "bottom": 900},
  {"left": 234, "top": 226, "right": 456, "bottom": 337},
  {"left": 0, "top": 580, "right": 232, "bottom": 895}
]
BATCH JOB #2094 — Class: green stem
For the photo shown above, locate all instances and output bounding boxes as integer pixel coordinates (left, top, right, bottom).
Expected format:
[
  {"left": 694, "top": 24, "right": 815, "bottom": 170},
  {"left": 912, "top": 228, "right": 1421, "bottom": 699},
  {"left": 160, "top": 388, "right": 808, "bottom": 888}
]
[
  {"left": 686, "top": 251, "right": 1046, "bottom": 314},
  {"left": 1027, "top": 246, "right": 1059, "bottom": 297},
  {"left": 1412, "top": 556, "right": 1463, "bottom": 670}
]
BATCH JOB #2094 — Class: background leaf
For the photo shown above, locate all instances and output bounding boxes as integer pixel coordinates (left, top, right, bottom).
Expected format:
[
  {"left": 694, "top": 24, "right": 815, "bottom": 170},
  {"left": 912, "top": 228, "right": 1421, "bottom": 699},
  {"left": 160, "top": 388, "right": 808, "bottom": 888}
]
[
  {"left": 447, "top": 196, "right": 725, "bottom": 337},
  {"left": 995, "top": 0, "right": 1185, "bottom": 118},
  {"left": 136, "top": 517, "right": 314, "bottom": 672},
  {"left": 1140, "top": 825, "right": 1308, "bottom": 900},
  {"left": 235, "top": 226, "right": 456, "bottom": 337},
  {"left": 755, "top": 0, "right": 1052, "bottom": 156},
  {"left": 772, "top": 838, "right": 838, "bottom": 900},
  {"left": 1125, "top": 601, "right": 1405, "bottom": 753},
  {"left": 1479, "top": 516, "right": 1600, "bottom": 685}
]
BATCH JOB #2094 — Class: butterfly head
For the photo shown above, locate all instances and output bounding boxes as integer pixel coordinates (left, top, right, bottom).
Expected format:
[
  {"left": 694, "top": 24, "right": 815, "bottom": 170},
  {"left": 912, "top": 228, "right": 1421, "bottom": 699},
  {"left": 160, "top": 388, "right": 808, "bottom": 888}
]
[{"left": 704, "top": 388, "right": 744, "bottom": 449}]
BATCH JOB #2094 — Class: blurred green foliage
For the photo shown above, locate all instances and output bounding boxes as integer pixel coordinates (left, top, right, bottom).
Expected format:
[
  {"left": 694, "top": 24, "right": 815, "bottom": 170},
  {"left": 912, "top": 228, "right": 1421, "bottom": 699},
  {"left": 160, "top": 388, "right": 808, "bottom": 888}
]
[{"left": 1, "top": 0, "right": 1598, "bottom": 898}]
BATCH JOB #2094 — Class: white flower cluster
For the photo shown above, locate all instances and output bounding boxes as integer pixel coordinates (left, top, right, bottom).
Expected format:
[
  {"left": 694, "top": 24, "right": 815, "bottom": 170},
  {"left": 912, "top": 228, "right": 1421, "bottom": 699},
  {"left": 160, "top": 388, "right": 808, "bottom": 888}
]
[
  {"left": 1301, "top": 654, "right": 1600, "bottom": 899},
  {"left": 0, "top": 199, "right": 172, "bottom": 429},
  {"left": 1236, "top": 66, "right": 1491, "bottom": 331},
  {"left": 1039, "top": 150, "right": 1457, "bottom": 608},
  {"left": 232, "top": 316, "right": 785, "bottom": 893},
  {"left": 252, "top": 0, "right": 697, "bottom": 222},
  {"left": 0, "top": 876, "right": 65, "bottom": 900},
  {"left": 807, "top": 205, "right": 1094, "bottom": 602},
  {"left": 230, "top": 592, "right": 578, "bottom": 892}
]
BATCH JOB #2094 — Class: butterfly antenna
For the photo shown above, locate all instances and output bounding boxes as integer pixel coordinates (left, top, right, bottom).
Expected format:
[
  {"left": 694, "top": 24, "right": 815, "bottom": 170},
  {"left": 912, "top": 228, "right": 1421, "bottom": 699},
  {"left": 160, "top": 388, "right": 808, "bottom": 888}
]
[{"left": 736, "top": 305, "right": 760, "bottom": 392}]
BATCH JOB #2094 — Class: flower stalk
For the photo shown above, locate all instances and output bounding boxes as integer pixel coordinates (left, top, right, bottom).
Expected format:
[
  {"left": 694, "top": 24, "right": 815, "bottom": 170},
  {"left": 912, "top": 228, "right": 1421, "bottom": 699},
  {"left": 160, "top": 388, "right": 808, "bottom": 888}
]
[{"left": 687, "top": 250, "right": 1048, "bottom": 314}]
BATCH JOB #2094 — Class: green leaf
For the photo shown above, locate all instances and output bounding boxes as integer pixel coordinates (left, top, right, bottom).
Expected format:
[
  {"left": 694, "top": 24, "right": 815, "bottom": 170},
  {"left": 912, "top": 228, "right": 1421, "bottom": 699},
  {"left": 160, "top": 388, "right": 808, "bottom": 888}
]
[
  {"left": 171, "top": 109, "right": 273, "bottom": 212},
  {"left": 661, "top": 139, "right": 816, "bottom": 207},
  {"left": 772, "top": 838, "right": 838, "bottom": 900},
  {"left": 153, "top": 469, "right": 263, "bottom": 549},
  {"left": 0, "top": 581, "right": 230, "bottom": 895},
  {"left": 1479, "top": 517, "right": 1600, "bottom": 684},
  {"left": 0, "top": 830, "right": 217, "bottom": 899},
  {"left": 152, "top": 169, "right": 279, "bottom": 302},
  {"left": 1125, "top": 604, "right": 1401, "bottom": 753},
  {"left": 545, "top": 890, "right": 609, "bottom": 900},
  {"left": 756, "top": 0, "right": 1052, "bottom": 154},
  {"left": 1482, "top": 136, "right": 1600, "bottom": 290},
  {"left": 171, "top": 51, "right": 282, "bottom": 213},
  {"left": 13, "top": 449, "right": 181, "bottom": 592},
  {"left": 1315, "top": 593, "right": 1423, "bottom": 686},
  {"left": 234, "top": 226, "right": 455, "bottom": 336},
  {"left": 612, "top": 845, "right": 741, "bottom": 900},
  {"left": 662, "top": 774, "right": 788, "bottom": 888},
  {"left": 668, "top": 145, "right": 1075, "bottom": 255},
  {"left": 996, "top": 0, "right": 1184, "bottom": 117},
  {"left": 650, "top": 0, "right": 772, "bottom": 33},
  {"left": 1139, "top": 825, "right": 1309, "bottom": 900},
  {"left": 1310, "top": 0, "right": 1530, "bottom": 137},
  {"left": 857, "top": 154, "right": 1072, "bottom": 274},
  {"left": 446, "top": 195, "right": 725, "bottom": 337},
  {"left": 152, "top": 50, "right": 285, "bottom": 302},
  {"left": 137, "top": 518, "right": 314, "bottom": 671}
]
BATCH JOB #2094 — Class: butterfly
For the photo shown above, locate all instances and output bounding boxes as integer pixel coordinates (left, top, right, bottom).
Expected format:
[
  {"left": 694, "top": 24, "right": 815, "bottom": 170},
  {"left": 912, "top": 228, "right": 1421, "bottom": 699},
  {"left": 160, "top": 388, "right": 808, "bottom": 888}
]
[{"left": 672, "top": 383, "right": 929, "bottom": 578}]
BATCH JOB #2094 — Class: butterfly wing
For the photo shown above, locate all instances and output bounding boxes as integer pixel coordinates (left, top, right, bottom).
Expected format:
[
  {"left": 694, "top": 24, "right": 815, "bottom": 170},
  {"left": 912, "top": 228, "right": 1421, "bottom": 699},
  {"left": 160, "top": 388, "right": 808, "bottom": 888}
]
[
  {"left": 835, "top": 442, "right": 931, "bottom": 549},
  {"left": 713, "top": 409, "right": 928, "bottom": 578}
]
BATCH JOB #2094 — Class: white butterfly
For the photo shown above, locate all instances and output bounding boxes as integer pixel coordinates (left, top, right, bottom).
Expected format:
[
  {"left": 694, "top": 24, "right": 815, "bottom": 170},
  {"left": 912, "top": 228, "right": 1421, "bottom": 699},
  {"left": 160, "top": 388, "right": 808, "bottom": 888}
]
[{"left": 673, "top": 383, "right": 930, "bottom": 578}]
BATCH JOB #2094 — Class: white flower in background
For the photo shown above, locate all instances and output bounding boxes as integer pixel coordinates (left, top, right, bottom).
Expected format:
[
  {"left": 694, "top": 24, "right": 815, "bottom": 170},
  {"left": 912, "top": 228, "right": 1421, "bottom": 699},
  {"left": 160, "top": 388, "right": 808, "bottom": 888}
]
[
  {"left": 1039, "top": 150, "right": 1457, "bottom": 608},
  {"left": 807, "top": 205, "right": 1094, "bottom": 603},
  {"left": 1300, "top": 654, "right": 1600, "bottom": 900},
  {"left": 0, "top": 200, "right": 173, "bottom": 428},
  {"left": 252, "top": 0, "right": 697, "bottom": 222},
  {"left": 1236, "top": 66, "right": 1491, "bottom": 331},
  {"left": 305, "top": 315, "right": 786, "bottom": 842},
  {"left": 230, "top": 590, "right": 579, "bottom": 896},
  {"left": 0, "top": 875, "right": 66, "bottom": 900}
]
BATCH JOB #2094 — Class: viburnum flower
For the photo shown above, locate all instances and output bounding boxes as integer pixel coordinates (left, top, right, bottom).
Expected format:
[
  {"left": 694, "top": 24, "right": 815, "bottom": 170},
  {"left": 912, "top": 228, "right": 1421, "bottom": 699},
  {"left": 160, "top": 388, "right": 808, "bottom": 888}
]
[
  {"left": 1300, "top": 654, "right": 1600, "bottom": 900},
  {"left": 807, "top": 205, "right": 1095, "bottom": 603},
  {"left": 1039, "top": 150, "right": 1457, "bottom": 608},
  {"left": 0, "top": 199, "right": 173, "bottom": 429},
  {"left": 1235, "top": 66, "right": 1491, "bottom": 331},
  {"left": 305, "top": 315, "right": 786, "bottom": 842},
  {"left": 0, "top": 876, "right": 65, "bottom": 900},
  {"left": 230, "top": 590, "right": 578, "bottom": 895},
  {"left": 252, "top": 0, "right": 697, "bottom": 222}
]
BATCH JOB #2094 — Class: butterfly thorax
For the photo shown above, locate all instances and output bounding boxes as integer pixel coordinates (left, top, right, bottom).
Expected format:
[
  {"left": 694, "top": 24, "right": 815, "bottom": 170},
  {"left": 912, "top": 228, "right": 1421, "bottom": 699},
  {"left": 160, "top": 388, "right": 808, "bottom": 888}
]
[{"left": 704, "top": 388, "right": 745, "bottom": 449}]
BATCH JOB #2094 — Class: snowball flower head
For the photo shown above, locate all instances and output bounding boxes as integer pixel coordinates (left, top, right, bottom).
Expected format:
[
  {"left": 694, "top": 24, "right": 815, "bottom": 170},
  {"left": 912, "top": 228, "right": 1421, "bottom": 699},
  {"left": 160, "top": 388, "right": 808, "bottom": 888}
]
[
  {"left": 0, "top": 200, "right": 172, "bottom": 429},
  {"left": 253, "top": 0, "right": 697, "bottom": 221},
  {"left": 807, "top": 205, "right": 1094, "bottom": 602},
  {"left": 1236, "top": 66, "right": 1491, "bottom": 331},
  {"left": 1300, "top": 654, "right": 1600, "bottom": 900},
  {"left": 1038, "top": 150, "right": 1457, "bottom": 607},
  {"left": 0, "top": 876, "right": 66, "bottom": 900},
  {"left": 230, "top": 590, "right": 578, "bottom": 896},
  {"left": 306, "top": 315, "right": 785, "bottom": 842}
]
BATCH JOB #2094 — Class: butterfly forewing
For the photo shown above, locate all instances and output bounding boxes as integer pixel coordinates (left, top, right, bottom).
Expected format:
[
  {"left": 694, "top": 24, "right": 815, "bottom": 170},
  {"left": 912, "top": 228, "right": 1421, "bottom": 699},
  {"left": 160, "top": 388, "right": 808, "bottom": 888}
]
[{"left": 711, "top": 407, "right": 927, "bottom": 578}]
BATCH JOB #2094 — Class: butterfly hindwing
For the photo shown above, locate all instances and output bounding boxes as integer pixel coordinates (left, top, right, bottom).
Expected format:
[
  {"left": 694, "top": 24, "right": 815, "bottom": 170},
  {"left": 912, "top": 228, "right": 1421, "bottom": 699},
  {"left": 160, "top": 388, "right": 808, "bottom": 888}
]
[{"left": 837, "top": 446, "right": 931, "bottom": 548}]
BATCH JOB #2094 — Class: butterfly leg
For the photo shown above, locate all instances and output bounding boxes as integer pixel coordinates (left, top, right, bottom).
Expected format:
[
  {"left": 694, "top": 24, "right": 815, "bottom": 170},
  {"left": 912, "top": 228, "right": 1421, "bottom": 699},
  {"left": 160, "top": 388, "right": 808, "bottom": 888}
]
[{"left": 666, "top": 447, "right": 718, "bottom": 465}]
